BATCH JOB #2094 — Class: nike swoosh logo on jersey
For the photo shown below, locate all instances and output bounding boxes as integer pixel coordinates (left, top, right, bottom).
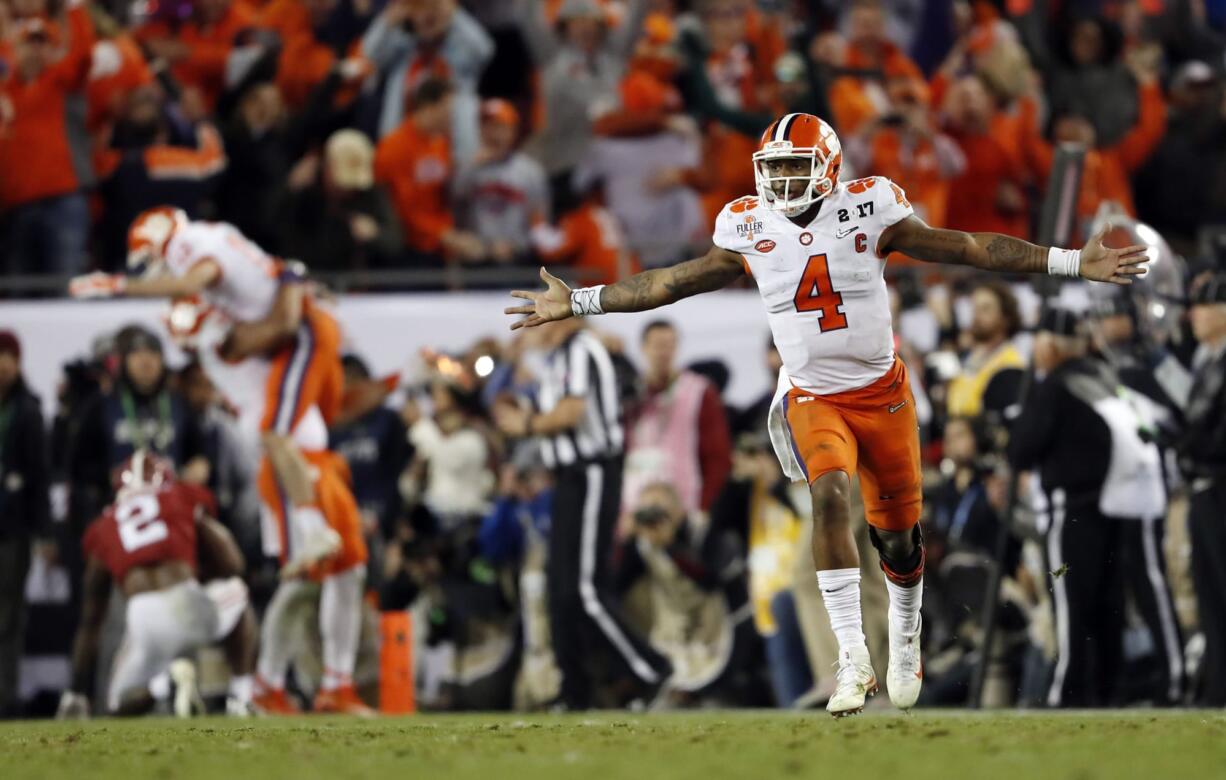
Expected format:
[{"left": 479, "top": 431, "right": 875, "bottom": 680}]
[
  {"left": 888, "top": 400, "right": 907, "bottom": 414},
  {"left": 835, "top": 226, "right": 860, "bottom": 239}
]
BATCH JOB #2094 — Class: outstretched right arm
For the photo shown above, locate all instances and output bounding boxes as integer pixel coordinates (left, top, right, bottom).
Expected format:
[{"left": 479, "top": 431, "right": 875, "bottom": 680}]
[{"left": 505, "top": 246, "right": 745, "bottom": 330}]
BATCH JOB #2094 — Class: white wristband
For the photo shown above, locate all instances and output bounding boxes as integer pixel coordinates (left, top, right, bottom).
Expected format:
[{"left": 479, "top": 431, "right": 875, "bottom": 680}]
[
  {"left": 570, "top": 285, "right": 606, "bottom": 317},
  {"left": 1047, "top": 247, "right": 1081, "bottom": 278}
]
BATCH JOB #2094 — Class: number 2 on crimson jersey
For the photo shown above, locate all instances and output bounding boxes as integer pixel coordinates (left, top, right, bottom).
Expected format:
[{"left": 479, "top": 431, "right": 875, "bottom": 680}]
[
  {"left": 793, "top": 254, "right": 848, "bottom": 332},
  {"left": 116, "top": 493, "right": 169, "bottom": 552}
]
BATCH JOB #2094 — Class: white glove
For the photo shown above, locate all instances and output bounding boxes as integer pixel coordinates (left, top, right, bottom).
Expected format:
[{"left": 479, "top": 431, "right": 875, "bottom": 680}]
[
  {"left": 69, "top": 272, "right": 127, "bottom": 299},
  {"left": 56, "top": 690, "right": 91, "bottom": 720}
]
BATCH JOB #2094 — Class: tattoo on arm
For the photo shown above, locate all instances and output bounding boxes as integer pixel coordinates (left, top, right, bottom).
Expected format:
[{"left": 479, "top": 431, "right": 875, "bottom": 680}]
[
  {"left": 974, "top": 234, "right": 1047, "bottom": 273},
  {"left": 890, "top": 223, "right": 1047, "bottom": 273},
  {"left": 599, "top": 250, "right": 744, "bottom": 313}
]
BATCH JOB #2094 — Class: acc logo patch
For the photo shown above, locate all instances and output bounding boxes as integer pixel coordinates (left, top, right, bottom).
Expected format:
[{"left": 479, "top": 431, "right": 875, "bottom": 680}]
[{"left": 755, "top": 239, "right": 776, "bottom": 253}]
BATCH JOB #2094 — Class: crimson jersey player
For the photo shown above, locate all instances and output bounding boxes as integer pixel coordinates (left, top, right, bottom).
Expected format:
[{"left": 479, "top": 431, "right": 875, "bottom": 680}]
[{"left": 59, "top": 451, "right": 258, "bottom": 717}]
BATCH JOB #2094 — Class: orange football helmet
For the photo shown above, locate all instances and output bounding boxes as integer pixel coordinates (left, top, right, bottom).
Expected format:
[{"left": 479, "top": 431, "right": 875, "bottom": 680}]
[
  {"left": 127, "top": 206, "right": 187, "bottom": 274},
  {"left": 752, "top": 113, "right": 842, "bottom": 214}
]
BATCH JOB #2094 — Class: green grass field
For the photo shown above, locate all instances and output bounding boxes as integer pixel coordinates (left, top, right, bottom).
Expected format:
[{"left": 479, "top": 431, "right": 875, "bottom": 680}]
[{"left": 5, "top": 710, "right": 1225, "bottom": 780}]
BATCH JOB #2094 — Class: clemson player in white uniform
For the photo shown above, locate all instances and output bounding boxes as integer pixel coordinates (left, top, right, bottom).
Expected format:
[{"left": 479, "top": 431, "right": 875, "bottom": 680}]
[
  {"left": 166, "top": 299, "right": 373, "bottom": 716},
  {"left": 70, "top": 208, "right": 345, "bottom": 578},
  {"left": 507, "top": 112, "right": 1149, "bottom": 716}
]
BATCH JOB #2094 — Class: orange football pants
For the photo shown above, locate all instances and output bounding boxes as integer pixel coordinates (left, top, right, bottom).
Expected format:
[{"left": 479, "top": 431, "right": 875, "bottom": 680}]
[
  {"left": 261, "top": 301, "right": 344, "bottom": 434},
  {"left": 783, "top": 358, "right": 922, "bottom": 532},
  {"left": 259, "top": 449, "right": 368, "bottom": 578}
]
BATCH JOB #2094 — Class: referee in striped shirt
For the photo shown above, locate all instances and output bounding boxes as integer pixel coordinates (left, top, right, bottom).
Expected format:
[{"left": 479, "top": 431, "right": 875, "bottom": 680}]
[{"left": 495, "top": 316, "right": 671, "bottom": 710}]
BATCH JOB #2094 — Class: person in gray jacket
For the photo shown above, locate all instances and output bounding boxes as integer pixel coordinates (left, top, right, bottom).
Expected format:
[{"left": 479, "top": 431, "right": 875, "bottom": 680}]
[
  {"left": 362, "top": 0, "right": 494, "bottom": 163},
  {"left": 518, "top": 0, "right": 649, "bottom": 203}
]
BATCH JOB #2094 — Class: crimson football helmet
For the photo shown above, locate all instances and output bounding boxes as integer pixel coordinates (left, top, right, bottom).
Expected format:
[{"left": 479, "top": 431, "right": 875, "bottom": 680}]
[{"left": 112, "top": 449, "right": 174, "bottom": 496}]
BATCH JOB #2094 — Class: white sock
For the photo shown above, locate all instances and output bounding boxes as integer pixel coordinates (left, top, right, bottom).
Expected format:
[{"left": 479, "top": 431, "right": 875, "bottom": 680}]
[
  {"left": 886, "top": 576, "right": 923, "bottom": 635},
  {"left": 320, "top": 567, "right": 365, "bottom": 691},
  {"left": 229, "top": 674, "right": 253, "bottom": 704},
  {"left": 817, "top": 568, "right": 866, "bottom": 655},
  {"left": 257, "top": 580, "right": 311, "bottom": 690}
]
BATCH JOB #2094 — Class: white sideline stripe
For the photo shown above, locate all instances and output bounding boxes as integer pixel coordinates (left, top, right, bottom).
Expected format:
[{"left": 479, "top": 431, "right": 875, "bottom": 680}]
[
  {"left": 1047, "top": 491, "right": 1070, "bottom": 708},
  {"left": 578, "top": 463, "right": 658, "bottom": 683},
  {"left": 1141, "top": 514, "right": 1183, "bottom": 702}
]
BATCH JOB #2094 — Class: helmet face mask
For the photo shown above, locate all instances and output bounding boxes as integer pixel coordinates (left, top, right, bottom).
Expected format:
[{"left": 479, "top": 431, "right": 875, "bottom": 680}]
[
  {"left": 113, "top": 448, "right": 174, "bottom": 498},
  {"left": 753, "top": 114, "right": 842, "bottom": 216}
]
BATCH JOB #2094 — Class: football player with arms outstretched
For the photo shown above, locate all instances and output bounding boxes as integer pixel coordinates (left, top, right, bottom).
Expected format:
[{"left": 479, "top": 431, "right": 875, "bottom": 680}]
[
  {"left": 507, "top": 113, "right": 1149, "bottom": 717},
  {"left": 58, "top": 451, "right": 258, "bottom": 718},
  {"left": 69, "top": 209, "right": 345, "bottom": 579}
]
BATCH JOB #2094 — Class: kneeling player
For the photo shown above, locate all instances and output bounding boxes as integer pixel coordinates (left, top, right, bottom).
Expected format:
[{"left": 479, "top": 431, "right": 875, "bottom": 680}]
[{"left": 59, "top": 451, "right": 258, "bottom": 717}]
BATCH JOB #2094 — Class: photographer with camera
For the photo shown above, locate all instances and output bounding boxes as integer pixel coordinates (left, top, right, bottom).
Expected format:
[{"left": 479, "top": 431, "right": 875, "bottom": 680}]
[{"left": 614, "top": 482, "right": 751, "bottom": 707}]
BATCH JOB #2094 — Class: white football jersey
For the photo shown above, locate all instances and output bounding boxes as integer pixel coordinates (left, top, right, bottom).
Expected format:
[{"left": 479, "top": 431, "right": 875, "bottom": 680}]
[
  {"left": 165, "top": 222, "right": 280, "bottom": 323},
  {"left": 712, "top": 176, "right": 914, "bottom": 395}
]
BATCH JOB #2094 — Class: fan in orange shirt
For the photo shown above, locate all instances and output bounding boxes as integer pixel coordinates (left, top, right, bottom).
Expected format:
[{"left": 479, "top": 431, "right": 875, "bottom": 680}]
[
  {"left": 136, "top": 0, "right": 256, "bottom": 112},
  {"left": 1020, "top": 50, "right": 1166, "bottom": 230},
  {"left": 256, "top": 0, "right": 371, "bottom": 111},
  {"left": 532, "top": 179, "right": 638, "bottom": 286},
  {"left": 844, "top": 76, "right": 966, "bottom": 233},
  {"left": 373, "top": 77, "right": 482, "bottom": 263},
  {"left": 0, "top": 3, "right": 96, "bottom": 274},
  {"left": 820, "top": 0, "right": 923, "bottom": 136},
  {"left": 940, "top": 75, "right": 1029, "bottom": 238},
  {"left": 85, "top": 7, "right": 154, "bottom": 134}
]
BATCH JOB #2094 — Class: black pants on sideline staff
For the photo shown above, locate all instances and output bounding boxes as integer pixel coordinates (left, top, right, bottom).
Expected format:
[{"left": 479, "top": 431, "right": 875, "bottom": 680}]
[
  {"left": 1045, "top": 502, "right": 1185, "bottom": 707},
  {"left": 1045, "top": 501, "right": 1124, "bottom": 708},
  {"left": 1189, "top": 480, "right": 1226, "bottom": 706},
  {"left": 1118, "top": 516, "right": 1184, "bottom": 705},
  {"left": 547, "top": 457, "right": 670, "bottom": 709}
]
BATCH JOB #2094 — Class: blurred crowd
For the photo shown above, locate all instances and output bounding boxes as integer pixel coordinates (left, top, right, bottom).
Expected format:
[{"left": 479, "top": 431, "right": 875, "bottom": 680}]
[
  {"left": 4, "top": 0, "right": 1226, "bottom": 716},
  {"left": 0, "top": 0, "right": 1224, "bottom": 286}
]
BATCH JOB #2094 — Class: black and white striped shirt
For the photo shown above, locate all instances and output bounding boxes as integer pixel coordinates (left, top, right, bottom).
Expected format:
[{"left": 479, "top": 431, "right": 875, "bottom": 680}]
[{"left": 537, "top": 329, "right": 624, "bottom": 468}]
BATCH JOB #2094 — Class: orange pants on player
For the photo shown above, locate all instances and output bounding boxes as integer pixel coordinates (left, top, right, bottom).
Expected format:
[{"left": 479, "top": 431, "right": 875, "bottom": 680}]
[
  {"left": 258, "top": 449, "right": 368, "bottom": 577},
  {"left": 261, "top": 300, "right": 344, "bottom": 434},
  {"left": 783, "top": 358, "right": 922, "bottom": 532}
]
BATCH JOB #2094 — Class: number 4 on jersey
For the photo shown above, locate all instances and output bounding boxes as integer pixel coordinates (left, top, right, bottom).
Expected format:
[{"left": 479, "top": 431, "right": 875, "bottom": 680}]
[{"left": 793, "top": 254, "right": 849, "bottom": 332}]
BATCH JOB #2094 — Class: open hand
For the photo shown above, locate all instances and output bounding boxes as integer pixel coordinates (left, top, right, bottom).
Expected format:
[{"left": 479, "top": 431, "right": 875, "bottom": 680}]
[
  {"left": 505, "top": 267, "right": 574, "bottom": 330},
  {"left": 1079, "top": 224, "right": 1149, "bottom": 285}
]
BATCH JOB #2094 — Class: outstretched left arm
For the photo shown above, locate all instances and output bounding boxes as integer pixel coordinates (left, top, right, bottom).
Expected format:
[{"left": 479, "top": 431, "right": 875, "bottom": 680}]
[{"left": 879, "top": 215, "right": 1149, "bottom": 285}]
